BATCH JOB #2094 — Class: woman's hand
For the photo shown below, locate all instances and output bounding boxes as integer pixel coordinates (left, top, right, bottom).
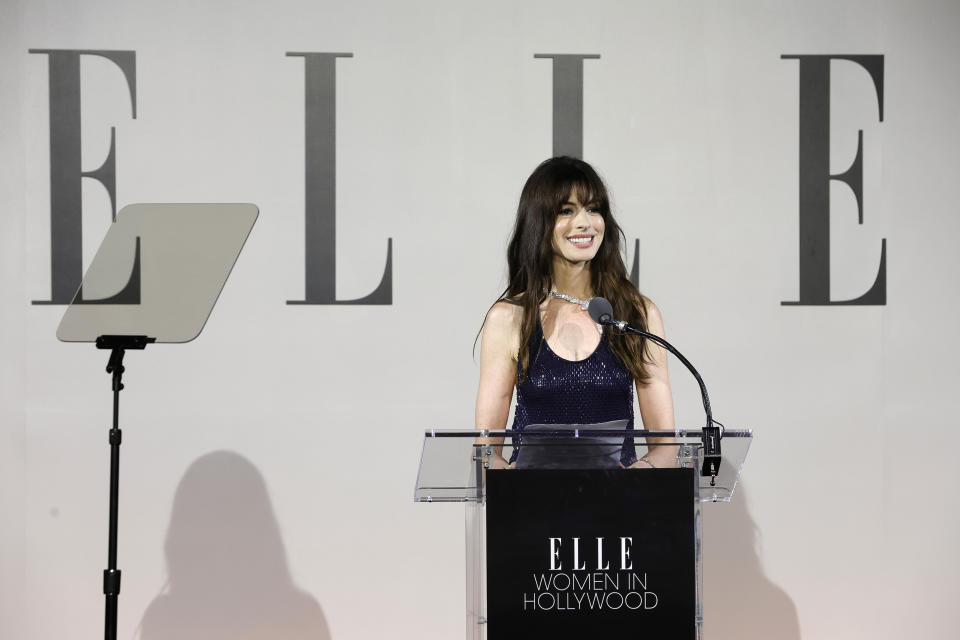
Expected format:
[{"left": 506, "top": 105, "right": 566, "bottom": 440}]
[
  {"left": 619, "top": 458, "right": 656, "bottom": 470},
  {"left": 488, "top": 453, "right": 516, "bottom": 470}
]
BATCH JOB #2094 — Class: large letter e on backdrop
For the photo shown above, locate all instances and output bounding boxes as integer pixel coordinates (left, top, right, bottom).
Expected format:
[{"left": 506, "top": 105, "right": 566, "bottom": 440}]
[
  {"left": 781, "top": 54, "right": 886, "bottom": 306},
  {"left": 29, "top": 49, "right": 137, "bottom": 305}
]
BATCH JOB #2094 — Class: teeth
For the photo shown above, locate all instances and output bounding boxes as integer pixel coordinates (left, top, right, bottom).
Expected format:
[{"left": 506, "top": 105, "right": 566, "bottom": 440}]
[{"left": 569, "top": 237, "right": 592, "bottom": 245}]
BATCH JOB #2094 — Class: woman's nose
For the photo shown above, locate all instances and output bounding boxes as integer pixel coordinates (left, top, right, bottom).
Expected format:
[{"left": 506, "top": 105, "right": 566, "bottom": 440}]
[{"left": 572, "top": 207, "right": 591, "bottom": 228}]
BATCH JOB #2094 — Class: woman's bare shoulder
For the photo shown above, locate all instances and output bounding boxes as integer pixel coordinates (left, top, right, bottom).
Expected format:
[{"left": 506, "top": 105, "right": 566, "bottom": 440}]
[
  {"left": 639, "top": 294, "right": 664, "bottom": 333},
  {"left": 639, "top": 294, "right": 661, "bottom": 316},
  {"left": 484, "top": 299, "right": 523, "bottom": 334}
]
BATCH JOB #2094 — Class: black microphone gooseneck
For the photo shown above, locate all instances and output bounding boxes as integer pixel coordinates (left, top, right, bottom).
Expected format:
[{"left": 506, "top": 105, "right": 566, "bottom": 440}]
[{"left": 586, "top": 297, "right": 722, "bottom": 479}]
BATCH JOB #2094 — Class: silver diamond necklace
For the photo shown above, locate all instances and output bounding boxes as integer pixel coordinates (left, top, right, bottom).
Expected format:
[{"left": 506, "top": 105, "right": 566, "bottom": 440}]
[
  {"left": 548, "top": 290, "right": 589, "bottom": 309},
  {"left": 548, "top": 290, "right": 603, "bottom": 334}
]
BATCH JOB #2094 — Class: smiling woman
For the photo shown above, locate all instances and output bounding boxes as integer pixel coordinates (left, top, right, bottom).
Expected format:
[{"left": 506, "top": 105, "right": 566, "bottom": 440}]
[
  {"left": 475, "top": 156, "right": 677, "bottom": 469},
  {"left": 552, "top": 191, "right": 606, "bottom": 263}
]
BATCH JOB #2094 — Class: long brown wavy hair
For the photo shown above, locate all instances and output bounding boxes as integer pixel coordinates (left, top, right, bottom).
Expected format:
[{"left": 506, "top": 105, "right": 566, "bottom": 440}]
[{"left": 498, "top": 156, "right": 652, "bottom": 382}]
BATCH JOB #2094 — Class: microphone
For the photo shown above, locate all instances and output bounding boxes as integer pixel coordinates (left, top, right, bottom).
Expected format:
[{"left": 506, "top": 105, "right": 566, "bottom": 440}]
[
  {"left": 586, "top": 296, "right": 618, "bottom": 328},
  {"left": 586, "top": 296, "right": 722, "bottom": 479}
]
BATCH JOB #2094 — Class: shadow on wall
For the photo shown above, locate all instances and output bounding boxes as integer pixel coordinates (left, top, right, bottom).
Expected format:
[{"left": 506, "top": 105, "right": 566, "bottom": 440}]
[
  {"left": 139, "top": 451, "right": 331, "bottom": 640},
  {"left": 702, "top": 475, "right": 801, "bottom": 640}
]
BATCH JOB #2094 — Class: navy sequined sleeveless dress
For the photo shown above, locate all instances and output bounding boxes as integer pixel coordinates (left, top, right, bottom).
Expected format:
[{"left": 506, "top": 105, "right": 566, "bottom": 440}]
[{"left": 508, "top": 319, "right": 638, "bottom": 466}]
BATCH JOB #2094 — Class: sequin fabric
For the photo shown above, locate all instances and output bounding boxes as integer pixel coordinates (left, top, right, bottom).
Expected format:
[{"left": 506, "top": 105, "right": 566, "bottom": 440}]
[{"left": 509, "top": 319, "right": 638, "bottom": 465}]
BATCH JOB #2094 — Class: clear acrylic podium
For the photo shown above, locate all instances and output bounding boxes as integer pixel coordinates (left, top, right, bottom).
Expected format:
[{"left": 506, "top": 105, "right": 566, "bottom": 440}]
[{"left": 414, "top": 428, "right": 751, "bottom": 640}]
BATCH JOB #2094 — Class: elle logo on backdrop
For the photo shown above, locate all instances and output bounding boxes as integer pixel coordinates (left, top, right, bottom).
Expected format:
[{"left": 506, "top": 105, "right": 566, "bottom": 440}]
[
  {"left": 27, "top": 49, "right": 886, "bottom": 307},
  {"left": 523, "top": 536, "right": 660, "bottom": 612}
]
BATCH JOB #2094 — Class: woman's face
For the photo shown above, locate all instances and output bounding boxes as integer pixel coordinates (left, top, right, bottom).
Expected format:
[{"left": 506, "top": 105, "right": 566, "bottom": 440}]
[{"left": 551, "top": 190, "right": 605, "bottom": 264}]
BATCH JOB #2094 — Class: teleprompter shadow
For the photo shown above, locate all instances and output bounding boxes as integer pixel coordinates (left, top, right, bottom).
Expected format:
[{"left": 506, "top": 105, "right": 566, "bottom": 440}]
[
  {"left": 139, "top": 451, "right": 331, "bottom": 640},
  {"left": 702, "top": 469, "right": 801, "bottom": 639}
]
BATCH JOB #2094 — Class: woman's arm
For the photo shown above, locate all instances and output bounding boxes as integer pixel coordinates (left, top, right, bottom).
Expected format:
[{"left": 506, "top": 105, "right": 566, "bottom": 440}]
[
  {"left": 633, "top": 298, "right": 678, "bottom": 468},
  {"left": 475, "top": 302, "right": 522, "bottom": 468}
]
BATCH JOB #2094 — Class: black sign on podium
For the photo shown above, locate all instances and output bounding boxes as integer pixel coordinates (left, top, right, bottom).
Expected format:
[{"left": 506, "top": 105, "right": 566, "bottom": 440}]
[
  {"left": 415, "top": 427, "right": 751, "bottom": 640},
  {"left": 486, "top": 469, "right": 696, "bottom": 639}
]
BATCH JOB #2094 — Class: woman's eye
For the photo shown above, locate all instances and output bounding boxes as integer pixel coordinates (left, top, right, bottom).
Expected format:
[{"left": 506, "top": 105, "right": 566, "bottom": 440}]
[{"left": 559, "top": 208, "right": 573, "bottom": 215}]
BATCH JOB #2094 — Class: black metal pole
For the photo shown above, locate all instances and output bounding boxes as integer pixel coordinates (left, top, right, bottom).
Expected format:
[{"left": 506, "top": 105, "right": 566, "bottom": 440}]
[
  {"left": 104, "top": 346, "right": 125, "bottom": 640},
  {"left": 95, "top": 335, "right": 152, "bottom": 640}
]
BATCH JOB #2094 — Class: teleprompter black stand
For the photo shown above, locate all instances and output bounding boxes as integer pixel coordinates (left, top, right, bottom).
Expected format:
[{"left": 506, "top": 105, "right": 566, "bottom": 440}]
[
  {"left": 57, "top": 203, "right": 259, "bottom": 640},
  {"left": 97, "top": 334, "right": 154, "bottom": 639}
]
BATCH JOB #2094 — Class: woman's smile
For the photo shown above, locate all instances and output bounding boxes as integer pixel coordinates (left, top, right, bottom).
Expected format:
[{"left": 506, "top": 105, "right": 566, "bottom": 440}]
[
  {"left": 566, "top": 234, "right": 596, "bottom": 248},
  {"left": 552, "top": 192, "right": 605, "bottom": 262}
]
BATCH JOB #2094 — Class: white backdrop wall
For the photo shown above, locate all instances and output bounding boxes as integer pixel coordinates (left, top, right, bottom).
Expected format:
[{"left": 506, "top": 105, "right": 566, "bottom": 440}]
[{"left": 3, "top": 1, "right": 959, "bottom": 638}]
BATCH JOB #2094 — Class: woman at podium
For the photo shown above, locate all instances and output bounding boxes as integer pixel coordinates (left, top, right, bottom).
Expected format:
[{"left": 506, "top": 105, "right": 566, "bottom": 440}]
[{"left": 475, "top": 156, "right": 676, "bottom": 469}]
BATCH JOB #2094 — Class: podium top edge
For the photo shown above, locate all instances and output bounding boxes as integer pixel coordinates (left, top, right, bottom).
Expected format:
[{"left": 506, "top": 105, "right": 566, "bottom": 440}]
[{"left": 423, "top": 428, "right": 753, "bottom": 438}]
